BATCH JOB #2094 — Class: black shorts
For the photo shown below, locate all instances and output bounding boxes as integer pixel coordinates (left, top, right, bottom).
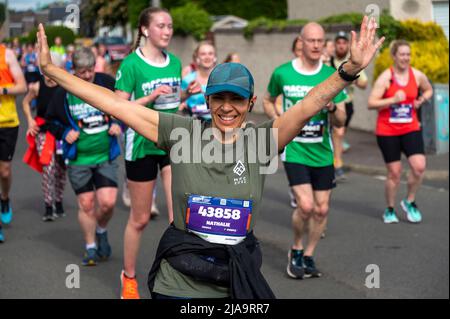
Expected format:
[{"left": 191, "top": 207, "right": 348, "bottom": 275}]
[
  {"left": 125, "top": 154, "right": 170, "bottom": 182},
  {"left": 283, "top": 162, "right": 336, "bottom": 191},
  {"left": 344, "top": 102, "right": 354, "bottom": 128},
  {"left": 0, "top": 127, "right": 19, "bottom": 162},
  {"left": 25, "top": 71, "right": 40, "bottom": 83},
  {"left": 376, "top": 130, "right": 425, "bottom": 164},
  {"left": 68, "top": 160, "right": 118, "bottom": 195}
]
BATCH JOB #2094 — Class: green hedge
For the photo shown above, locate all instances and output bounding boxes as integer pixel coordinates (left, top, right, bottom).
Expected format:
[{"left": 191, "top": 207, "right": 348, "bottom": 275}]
[
  {"left": 163, "top": 0, "right": 287, "bottom": 20},
  {"left": 26, "top": 26, "right": 76, "bottom": 46},
  {"left": 170, "top": 3, "right": 212, "bottom": 41},
  {"left": 374, "top": 19, "right": 449, "bottom": 83}
]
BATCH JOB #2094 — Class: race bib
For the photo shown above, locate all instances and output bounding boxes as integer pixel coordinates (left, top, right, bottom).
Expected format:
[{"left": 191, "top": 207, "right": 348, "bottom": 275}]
[
  {"left": 77, "top": 114, "right": 109, "bottom": 134},
  {"left": 295, "top": 120, "right": 325, "bottom": 143},
  {"left": 56, "top": 140, "right": 63, "bottom": 155},
  {"left": 186, "top": 195, "right": 253, "bottom": 245},
  {"left": 191, "top": 103, "right": 210, "bottom": 115},
  {"left": 389, "top": 103, "right": 413, "bottom": 123},
  {"left": 154, "top": 85, "right": 181, "bottom": 110},
  {"left": 27, "top": 64, "right": 37, "bottom": 73}
]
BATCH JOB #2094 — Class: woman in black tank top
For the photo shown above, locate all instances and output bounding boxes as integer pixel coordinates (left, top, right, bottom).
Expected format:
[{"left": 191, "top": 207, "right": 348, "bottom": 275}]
[{"left": 22, "top": 74, "right": 67, "bottom": 221}]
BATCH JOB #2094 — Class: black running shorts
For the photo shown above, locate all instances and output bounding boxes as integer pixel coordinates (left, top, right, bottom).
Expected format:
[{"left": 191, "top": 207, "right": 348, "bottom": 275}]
[
  {"left": 125, "top": 154, "right": 170, "bottom": 182},
  {"left": 283, "top": 162, "right": 336, "bottom": 191},
  {"left": 0, "top": 127, "right": 19, "bottom": 162},
  {"left": 376, "top": 130, "right": 425, "bottom": 164}
]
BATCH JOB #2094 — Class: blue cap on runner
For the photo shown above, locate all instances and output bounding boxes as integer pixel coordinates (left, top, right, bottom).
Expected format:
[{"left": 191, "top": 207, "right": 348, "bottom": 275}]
[{"left": 205, "top": 63, "right": 254, "bottom": 99}]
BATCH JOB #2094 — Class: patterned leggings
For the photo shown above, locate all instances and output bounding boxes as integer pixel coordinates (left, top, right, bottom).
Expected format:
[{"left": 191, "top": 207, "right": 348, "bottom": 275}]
[{"left": 36, "top": 132, "right": 67, "bottom": 206}]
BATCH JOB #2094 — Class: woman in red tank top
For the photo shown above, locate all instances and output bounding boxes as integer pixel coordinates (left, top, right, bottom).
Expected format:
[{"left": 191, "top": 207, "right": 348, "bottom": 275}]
[{"left": 368, "top": 40, "right": 433, "bottom": 225}]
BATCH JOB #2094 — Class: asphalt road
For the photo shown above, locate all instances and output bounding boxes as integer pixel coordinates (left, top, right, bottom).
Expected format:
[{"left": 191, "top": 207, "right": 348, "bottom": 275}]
[{"left": 0, "top": 101, "right": 448, "bottom": 299}]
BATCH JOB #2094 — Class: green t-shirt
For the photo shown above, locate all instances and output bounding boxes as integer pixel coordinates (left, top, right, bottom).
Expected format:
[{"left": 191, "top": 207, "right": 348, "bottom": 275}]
[
  {"left": 267, "top": 60, "right": 348, "bottom": 167},
  {"left": 66, "top": 93, "right": 110, "bottom": 166},
  {"left": 154, "top": 112, "right": 277, "bottom": 298},
  {"left": 115, "top": 50, "right": 182, "bottom": 160}
]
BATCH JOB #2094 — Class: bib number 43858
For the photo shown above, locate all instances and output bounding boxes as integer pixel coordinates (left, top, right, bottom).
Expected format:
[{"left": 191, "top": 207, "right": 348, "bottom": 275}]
[{"left": 198, "top": 206, "right": 241, "bottom": 220}]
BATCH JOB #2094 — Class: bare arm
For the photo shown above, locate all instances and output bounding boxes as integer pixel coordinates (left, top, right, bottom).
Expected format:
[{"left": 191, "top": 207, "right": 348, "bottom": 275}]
[
  {"left": 414, "top": 69, "right": 433, "bottom": 108},
  {"left": 368, "top": 70, "right": 401, "bottom": 110},
  {"left": 274, "top": 16, "right": 384, "bottom": 151},
  {"left": 37, "top": 24, "right": 159, "bottom": 144},
  {"left": 329, "top": 102, "right": 347, "bottom": 128},
  {"left": 22, "top": 82, "right": 41, "bottom": 136},
  {"left": 1, "top": 49, "right": 27, "bottom": 95},
  {"left": 22, "top": 82, "right": 38, "bottom": 121},
  {"left": 263, "top": 93, "right": 279, "bottom": 119}
]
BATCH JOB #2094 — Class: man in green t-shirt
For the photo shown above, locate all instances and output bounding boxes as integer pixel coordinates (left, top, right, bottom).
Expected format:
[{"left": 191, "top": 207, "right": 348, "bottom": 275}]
[
  {"left": 264, "top": 22, "right": 348, "bottom": 279},
  {"left": 46, "top": 48, "right": 121, "bottom": 266}
]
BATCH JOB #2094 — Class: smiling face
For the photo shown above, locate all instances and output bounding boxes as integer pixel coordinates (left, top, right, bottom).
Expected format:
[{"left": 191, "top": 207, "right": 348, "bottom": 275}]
[
  {"left": 196, "top": 43, "right": 216, "bottom": 70},
  {"left": 207, "top": 92, "right": 255, "bottom": 133},
  {"left": 144, "top": 12, "right": 173, "bottom": 50},
  {"left": 393, "top": 45, "right": 411, "bottom": 71}
]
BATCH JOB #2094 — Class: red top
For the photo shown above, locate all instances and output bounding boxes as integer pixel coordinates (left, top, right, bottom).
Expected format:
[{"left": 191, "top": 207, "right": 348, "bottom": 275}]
[{"left": 376, "top": 67, "right": 420, "bottom": 136}]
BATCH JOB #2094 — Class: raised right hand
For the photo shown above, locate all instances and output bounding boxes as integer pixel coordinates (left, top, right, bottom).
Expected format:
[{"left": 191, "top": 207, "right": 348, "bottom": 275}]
[{"left": 65, "top": 130, "right": 80, "bottom": 144}]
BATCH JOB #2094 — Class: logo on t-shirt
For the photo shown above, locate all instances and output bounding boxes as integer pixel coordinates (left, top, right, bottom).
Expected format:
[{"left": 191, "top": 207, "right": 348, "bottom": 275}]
[
  {"left": 233, "top": 160, "right": 245, "bottom": 176},
  {"left": 233, "top": 160, "right": 247, "bottom": 185}
]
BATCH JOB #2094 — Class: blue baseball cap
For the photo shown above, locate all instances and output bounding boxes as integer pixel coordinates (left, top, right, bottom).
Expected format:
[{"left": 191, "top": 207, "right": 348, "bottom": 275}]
[{"left": 205, "top": 63, "right": 254, "bottom": 99}]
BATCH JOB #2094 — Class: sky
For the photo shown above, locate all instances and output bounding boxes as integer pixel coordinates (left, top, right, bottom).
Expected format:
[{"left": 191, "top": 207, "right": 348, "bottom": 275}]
[{"left": 5, "top": 0, "right": 67, "bottom": 11}]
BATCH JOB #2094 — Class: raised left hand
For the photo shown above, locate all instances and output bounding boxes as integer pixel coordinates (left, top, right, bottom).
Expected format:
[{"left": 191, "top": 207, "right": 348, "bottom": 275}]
[{"left": 347, "top": 16, "right": 385, "bottom": 74}]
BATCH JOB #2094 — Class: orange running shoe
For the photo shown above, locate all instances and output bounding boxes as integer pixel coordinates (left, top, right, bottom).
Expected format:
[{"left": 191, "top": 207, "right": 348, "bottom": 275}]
[{"left": 120, "top": 270, "right": 140, "bottom": 299}]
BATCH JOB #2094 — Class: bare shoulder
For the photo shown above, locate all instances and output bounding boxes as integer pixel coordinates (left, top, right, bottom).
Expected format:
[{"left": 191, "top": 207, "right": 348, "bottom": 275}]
[
  {"left": 374, "top": 68, "right": 391, "bottom": 88},
  {"left": 411, "top": 67, "right": 427, "bottom": 81}
]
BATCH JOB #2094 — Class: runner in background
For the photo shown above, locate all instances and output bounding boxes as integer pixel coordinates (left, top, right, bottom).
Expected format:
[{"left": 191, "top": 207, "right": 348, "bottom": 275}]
[
  {"left": 45, "top": 47, "right": 121, "bottom": 265},
  {"left": 22, "top": 52, "right": 67, "bottom": 222},
  {"left": 368, "top": 40, "right": 433, "bottom": 224},
  {"left": 0, "top": 43, "right": 27, "bottom": 243},
  {"left": 180, "top": 41, "right": 217, "bottom": 122},
  {"left": 264, "top": 22, "right": 348, "bottom": 279},
  {"left": 21, "top": 43, "right": 40, "bottom": 84}
]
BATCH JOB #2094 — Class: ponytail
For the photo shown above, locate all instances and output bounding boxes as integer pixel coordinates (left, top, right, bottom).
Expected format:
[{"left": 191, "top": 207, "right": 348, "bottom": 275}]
[{"left": 134, "top": 28, "right": 143, "bottom": 51}]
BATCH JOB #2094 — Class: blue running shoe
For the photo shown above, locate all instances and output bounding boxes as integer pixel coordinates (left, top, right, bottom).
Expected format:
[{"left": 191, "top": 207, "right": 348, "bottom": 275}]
[
  {"left": 82, "top": 248, "right": 98, "bottom": 266},
  {"left": 96, "top": 231, "right": 111, "bottom": 260},
  {"left": 0, "top": 227, "right": 4, "bottom": 243},
  {"left": 401, "top": 199, "right": 422, "bottom": 223},
  {"left": 304, "top": 256, "right": 322, "bottom": 278},
  {"left": 1, "top": 199, "right": 12, "bottom": 225},
  {"left": 287, "top": 249, "right": 304, "bottom": 279},
  {"left": 383, "top": 208, "right": 399, "bottom": 224}
]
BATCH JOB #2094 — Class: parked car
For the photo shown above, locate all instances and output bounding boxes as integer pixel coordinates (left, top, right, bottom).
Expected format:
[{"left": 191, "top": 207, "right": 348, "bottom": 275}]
[{"left": 94, "top": 37, "right": 131, "bottom": 62}]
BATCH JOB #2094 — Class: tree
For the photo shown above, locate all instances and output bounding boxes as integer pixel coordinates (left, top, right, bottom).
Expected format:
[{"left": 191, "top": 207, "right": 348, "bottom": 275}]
[
  {"left": 84, "top": 0, "right": 128, "bottom": 31},
  {"left": 162, "top": 0, "right": 288, "bottom": 20}
]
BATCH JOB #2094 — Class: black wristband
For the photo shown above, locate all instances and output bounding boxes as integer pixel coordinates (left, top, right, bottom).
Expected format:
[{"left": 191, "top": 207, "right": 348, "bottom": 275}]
[
  {"left": 338, "top": 61, "right": 360, "bottom": 82},
  {"left": 2, "top": 88, "right": 8, "bottom": 95}
]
